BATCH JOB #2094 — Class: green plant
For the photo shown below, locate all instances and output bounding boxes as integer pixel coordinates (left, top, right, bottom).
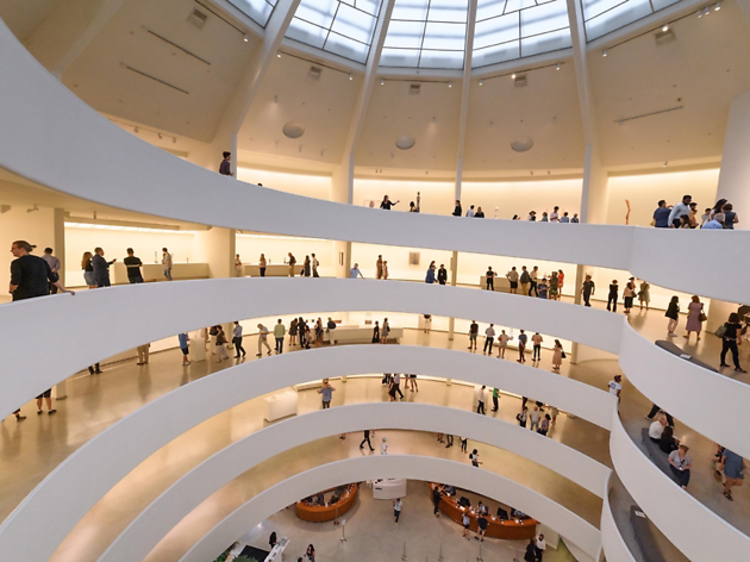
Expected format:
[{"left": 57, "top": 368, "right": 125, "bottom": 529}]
[{"left": 234, "top": 556, "right": 259, "bottom": 562}]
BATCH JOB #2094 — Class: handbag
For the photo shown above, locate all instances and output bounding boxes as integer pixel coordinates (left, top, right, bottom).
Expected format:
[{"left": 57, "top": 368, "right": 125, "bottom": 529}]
[
  {"left": 715, "top": 324, "right": 727, "bottom": 338},
  {"left": 561, "top": 350, "right": 567, "bottom": 359},
  {"left": 699, "top": 312, "right": 707, "bottom": 323}
]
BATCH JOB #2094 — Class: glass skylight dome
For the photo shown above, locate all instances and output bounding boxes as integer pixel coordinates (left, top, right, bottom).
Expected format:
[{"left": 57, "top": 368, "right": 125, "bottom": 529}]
[{"left": 232, "top": 0, "right": 683, "bottom": 68}]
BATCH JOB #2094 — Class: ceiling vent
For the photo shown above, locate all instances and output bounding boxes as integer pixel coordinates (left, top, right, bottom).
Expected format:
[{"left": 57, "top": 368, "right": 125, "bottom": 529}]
[
  {"left": 187, "top": 9, "right": 208, "bottom": 29},
  {"left": 308, "top": 66, "right": 322, "bottom": 80},
  {"left": 513, "top": 74, "right": 528, "bottom": 87},
  {"left": 655, "top": 28, "right": 676, "bottom": 45},
  {"left": 409, "top": 84, "right": 421, "bottom": 95}
]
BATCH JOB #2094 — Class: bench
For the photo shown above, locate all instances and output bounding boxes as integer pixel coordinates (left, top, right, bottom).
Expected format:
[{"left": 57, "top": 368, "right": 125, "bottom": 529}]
[
  {"left": 640, "top": 427, "right": 680, "bottom": 484},
  {"left": 324, "top": 327, "right": 403, "bottom": 345},
  {"left": 630, "top": 505, "right": 667, "bottom": 562}
]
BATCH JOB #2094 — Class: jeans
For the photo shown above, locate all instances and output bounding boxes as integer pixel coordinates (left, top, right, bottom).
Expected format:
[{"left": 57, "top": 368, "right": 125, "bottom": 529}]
[
  {"left": 360, "top": 435, "right": 373, "bottom": 450},
  {"left": 233, "top": 338, "right": 245, "bottom": 357},
  {"left": 583, "top": 292, "right": 592, "bottom": 307},
  {"left": 477, "top": 401, "right": 486, "bottom": 415},
  {"left": 529, "top": 281, "right": 537, "bottom": 296},
  {"left": 486, "top": 278, "right": 494, "bottom": 291},
  {"left": 483, "top": 337, "right": 493, "bottom": 354},
  {"left": 533, "top": 344, "right": 541, "bottom": 360},
  {"left": 446, "top": 434, "right": 454, "bottom": 447},
  {"left": 607, "top": 294, "right": 617, "bottom": 312},
  {"left": 275, "top": 337, "right": 284, "bottom": 354},
  {"left": 322, "top": 400, "right": 331, "bottom": 409},
  {"left": 721, "top": 339, "right": 741, "bottom": 369},
  {"left": 392, "top": 383, "right": 404, "bottom": 399},
  {"left": 164, "top": 268, "right": 172, "bottom": 281},
  {"left": 492, "top": 396, "right": 499, "bottom": 411},
  {"left": 260, "top": 267, "right": 266, "bottom": 277},
  {"left": 670, "top": 466, "right": 691, "bottom": 488}
]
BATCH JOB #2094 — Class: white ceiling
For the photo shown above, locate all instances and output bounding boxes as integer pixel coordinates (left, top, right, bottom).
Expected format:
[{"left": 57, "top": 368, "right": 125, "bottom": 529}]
[{"left": 1, "top": 0, "right": 748, "bottom": 176}]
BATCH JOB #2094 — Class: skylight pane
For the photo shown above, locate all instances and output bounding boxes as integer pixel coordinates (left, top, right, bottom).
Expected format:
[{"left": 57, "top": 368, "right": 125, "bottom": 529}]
[
  {"left": 473, "top": 41, "right": 520, "bottom": 66},
  {"left": 391, "top": 0, "right": 429, "bottom": 20},
  {"left": 428, "top": 0, "right": 469, "bottom": 23},
  {"left": 326, "top": 32, "right": 371, "bottom": 62},
  {"left": 520, "top": 0, "right": 569, "bottom": 36},
  {"left": 286, "top": 0, "right": 383, "bottom": 64},
  {"left": 474, "top": 13, "right": 519, "bottom": 48},
  {"left": 477, "top": 0, "right": 507, "bottom": 21},
  {"left": 584, "top": 0, "right": 653, "bottom": 40},
  {"left": 581, "top": 0, "right": 625, "bottom": 21},
  {"left": 380, "top": 47, "right": 422, "bottom": 67},
  {"left": 228, "top": 0, "right": 276, "bottom": 27},
  {"left": 419, "top": 49, "right": 465, "bottom": 69},
  {"left": 384, "top": 20, "right": 426, "bottom": 48},
  {"left": 504, "top": 0, "right": 541, "bottom": 14},
  {"left": 422, "top": 22, "right": 466, "bottom": 51},
  {"left": 521, "top": 28, "right": 571, "bottom": 56},
  {"left": 330, "top": 3, "right": 376, "bottom": 44}
]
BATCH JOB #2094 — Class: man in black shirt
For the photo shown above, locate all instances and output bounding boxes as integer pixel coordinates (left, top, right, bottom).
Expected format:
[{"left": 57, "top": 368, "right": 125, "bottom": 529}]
[
  {"left": 9, "top": 240, "right": 72, "bottom": 301},
  {"left": 219, "top": 151, "right": 233, "bottom": 176},
  {"left": 437, "top": 264, "right": 448, "bottom": 285},
  {"left": 123, "top": 248, "right": 144, "bottom": 283}
]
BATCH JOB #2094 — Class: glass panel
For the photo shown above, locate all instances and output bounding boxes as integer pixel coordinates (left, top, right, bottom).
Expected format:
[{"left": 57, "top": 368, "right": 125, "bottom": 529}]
[
  {"left": 473, "top": 41, "right": 520, "bottom": 66},
  {"left": 380, "top": 47, "right": 422, "bottom": 67},
  {"left": 428, "top": 0, "right": 469, "bottom": 23},
  {"left": 391, "top": 0, "right": 429, "bottom": 20},
  {"left": 384, "top": 20, "right": 426, "bottom": 48},
  {"left": 520, "top": 0, "right": 569, "bottom": 36},
  {"left": 422, "top": 22, "right": 466, "bottom": 51},
  {"left": 229, "top": 0, "right": 276, "bottom": 27},
  {"left": 330, "top": 3, "right": 377, "bottom": 44},
  {"left": 326, "top": 32, "right": 371, "bottom": 62},
  {"left": 581, "top": 0, "right": 683, "bottom": 42},
  {"left": 419, "top": 49, "right": 466, "bottom": 68},
  {"left": 521, "top": 27, "right": 572, "bottom": 57},
  {"left": 286, "top": 18, "right": 327, "bottom": 48}
]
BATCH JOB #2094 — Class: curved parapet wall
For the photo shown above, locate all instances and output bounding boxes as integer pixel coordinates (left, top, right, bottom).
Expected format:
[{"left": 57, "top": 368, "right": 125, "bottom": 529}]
[
  {"left": 100, "top": 403, "right": 610, "bottom": 562},
  {"left": 0, "top": 345, "right": 613, "bottom": 562},
  {"left": 609, "top": 413, "right": 750, "bottom": 561},
  {"left": 0, "top": 20, "right": 749, "bottom": 304},
  {"left": 179, "top": 456, "right": 602, "bottom": 562},
  {"left": 0, "top": 279, "right": 623, "bottom": 420}
]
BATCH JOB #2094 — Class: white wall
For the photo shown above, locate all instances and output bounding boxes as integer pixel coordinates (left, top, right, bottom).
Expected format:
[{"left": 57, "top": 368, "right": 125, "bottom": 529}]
[
  {"left": 235, "top": 233, "right": 337, "bottom": 274},
  {"left": 717, "top": 90, "right": 750, "bottom": 228},
  {"left": 236, "top": 167, "right": 331, "bottom": 200},
  {"left": 353, "top": 178, "right": 454, "bottom": 214},
  {"left": 606, "top": 169, "right": 719, "bottom": 227},
  {"left": 0, "top": 205, "right": 57, "bottom": 296},
  {"left": 64, "top": 226, "right": 196, "bottom": 286},
  {"left": 462, "top": 179, "right": 583, "bottom": 220}
]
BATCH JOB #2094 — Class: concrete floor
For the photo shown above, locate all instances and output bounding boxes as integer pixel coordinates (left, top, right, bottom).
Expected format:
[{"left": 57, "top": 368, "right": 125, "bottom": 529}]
[
  {"left": 1, "top": 293, "right": 748, "bottom": 562},
  {"left": 239, "top": 480, "right": 577, "bottom": 562}
]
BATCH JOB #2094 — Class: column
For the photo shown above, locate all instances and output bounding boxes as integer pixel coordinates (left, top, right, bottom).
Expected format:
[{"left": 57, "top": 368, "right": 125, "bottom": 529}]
[
  {"left": 716, "top": 89, "right": 750, "bottom": 229},
  {"left": 53, "top": 208, "right": 68, "bottom": 400},
  {"left": 331, "top": 158, "right": 353, "bottom": 278},
  {"left": 194, "top": 227, "right": 236, "bottom": 279}
]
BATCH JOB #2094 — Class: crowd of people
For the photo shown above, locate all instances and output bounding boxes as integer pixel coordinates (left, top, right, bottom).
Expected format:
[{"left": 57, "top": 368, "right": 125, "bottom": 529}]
[{"left": 653, "top": 195, "right": 739, "bottom": 229}]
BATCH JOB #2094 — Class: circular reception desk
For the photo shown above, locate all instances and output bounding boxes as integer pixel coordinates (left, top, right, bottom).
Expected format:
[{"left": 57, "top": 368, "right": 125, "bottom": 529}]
[
  {"left": 295, "top": 483, "right": 358, "bottom": 522},
  {"left": 430, "top": 483, "right": 537, "bottom": 540}
]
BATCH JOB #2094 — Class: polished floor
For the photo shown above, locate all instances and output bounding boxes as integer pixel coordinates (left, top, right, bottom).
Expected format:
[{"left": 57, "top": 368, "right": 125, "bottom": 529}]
[
  {"left": 240, "top": 480, "right": 577, "bottom": 562},
  {"left": 1, "top": 292, "right": 747, "bottom": 562}
]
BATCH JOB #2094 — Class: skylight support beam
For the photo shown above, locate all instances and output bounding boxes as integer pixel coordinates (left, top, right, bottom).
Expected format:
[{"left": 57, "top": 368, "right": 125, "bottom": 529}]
[{"left": 455, "top": 0, "right": 478, "bottom": 203}]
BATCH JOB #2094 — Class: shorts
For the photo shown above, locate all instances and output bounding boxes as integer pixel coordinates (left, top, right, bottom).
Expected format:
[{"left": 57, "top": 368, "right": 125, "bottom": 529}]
[
  {"left": 36, "top": 388, "right": 52, "bottom": 399},
  {"left": 510, "top": 281, "right": 518, "bottom": 289},
  {"left": 409, "top": 374, "right": 417, "bottom": 379},
  {"left": 180, "top": 346, "right": 189, "bottom": 356},
  {"left": 469, "top": 333, "right": 477, "bottom": 341},
  {"left": 463, "top": 522, "right": 470, "bottom": 529}
]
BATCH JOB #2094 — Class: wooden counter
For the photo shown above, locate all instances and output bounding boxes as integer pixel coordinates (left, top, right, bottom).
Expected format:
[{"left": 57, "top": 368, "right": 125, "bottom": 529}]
[
  {"left": 429, "top": 483, "right": 537, "bottom": 540},
  {"left": 295, "top": 483, "right": 358, "bottom": 522}
]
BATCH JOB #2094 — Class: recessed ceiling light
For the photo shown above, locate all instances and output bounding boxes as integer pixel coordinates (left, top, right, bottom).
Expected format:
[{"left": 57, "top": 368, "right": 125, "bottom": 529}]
[{"left": 243, "top": 33, "right": 249, "bottom": 42}]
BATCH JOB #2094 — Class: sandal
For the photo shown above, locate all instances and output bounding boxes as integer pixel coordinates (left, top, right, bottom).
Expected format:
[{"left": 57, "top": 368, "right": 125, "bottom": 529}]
[{"left": 724, "top": 491, "right": 733, "bottom": 501}]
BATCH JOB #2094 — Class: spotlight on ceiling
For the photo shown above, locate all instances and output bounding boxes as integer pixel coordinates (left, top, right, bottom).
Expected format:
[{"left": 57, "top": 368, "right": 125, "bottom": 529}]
[
  {"left": 696, "top": 9, "right": 702, "bottom": 17},
  {"left": 511, "top": 73, "right": 516, "bottom": 80},
  {"left": 348, "top": 73, "right": 353, "bottom": 80},
  {"left": 448, "top": 81, "right": 452, "bottom": 88},
  {"left": 602, "top": 49, "right": 608, "bottom": 57},
  {"left": 663, "top": 161, "right": 668, "bottom": 167},
  {"left": 243, "top": 33, "right": 249, "bottom": 42},
  {"left": 277, "top": 50, "right": 282, "bottom": 58},
  {"left": 380, "top": 78, "right": 384, "bottom": 86},
  {"left": 662, "top": 24, "right": 669, "bottom": 32},
  {"left": 479, "top": 79, "right": 483, "bottom": 86},
  {"left": 704, "top": 6, "right": 710, "bottom": 15},
  {"left": 715, "top": 1, "right": 721, "bottom": 9},
  {"left": 556, "top": 63, "right": 561, "bottom": 70}
]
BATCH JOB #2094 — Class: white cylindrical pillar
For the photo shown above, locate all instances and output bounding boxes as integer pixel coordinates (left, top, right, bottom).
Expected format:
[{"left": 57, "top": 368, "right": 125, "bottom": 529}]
[{"left": 716, "top": 90, "right": 750, "bottom": 229}]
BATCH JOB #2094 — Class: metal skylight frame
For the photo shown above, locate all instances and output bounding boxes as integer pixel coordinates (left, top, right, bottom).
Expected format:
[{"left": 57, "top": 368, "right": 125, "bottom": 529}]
[{"left": 285, "top": 0, "right": 385, "bottom": 64}]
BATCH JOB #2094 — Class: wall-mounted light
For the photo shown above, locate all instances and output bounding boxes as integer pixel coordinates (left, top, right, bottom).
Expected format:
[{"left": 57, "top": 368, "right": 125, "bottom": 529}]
[
  {"left": 448, "top": 81, "right": 452, "bottom": 88},
  {"left": 696, "top": 9, "right": 702, "bottom": 18},
  {"left": 556, "top": 63, "right": 560, "bottom": 70},
  {"left": 662, "top": 24, "right": 669, "bottom": 32},
  {"left": 602, "top": 49, "right": 608, "bottom": 57},
  {"left": 277, "top": 50, "right": 282, "bottom": 58},
  {"left": 704, "top": 6, "right": 710, "bottom": 15},
  {"left": 348, "top": 73, "right": 353, "bottom": 80},
  {"left": 243, "top": 33, "right": 249, "bottom": 42},
  {"left": 479, "top": 79, "right": 483, "bottom": 86},
  {"left": 27, "top": 204, "right": 39, "bottom": 213},
  {"left": 158, "top": 133, "right": 163, "bottom": 139},
  {"left": 380, "top": 78, "right": 384, "bottom": 86},
  {"left": 715, "top": 1, "right": 721, "bottom": 10},
  {"left": 511, "top": 73, "right": 516, "bottom": 79}
]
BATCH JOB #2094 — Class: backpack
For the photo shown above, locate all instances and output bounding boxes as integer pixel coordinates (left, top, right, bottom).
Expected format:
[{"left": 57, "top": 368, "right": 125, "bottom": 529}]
[{"left": 520, "top": 271, "right": 530, "bottom": 283}]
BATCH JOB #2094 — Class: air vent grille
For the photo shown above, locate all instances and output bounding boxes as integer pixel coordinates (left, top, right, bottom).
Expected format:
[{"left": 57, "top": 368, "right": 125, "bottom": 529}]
[
  {"left": 188, "top": 9, "right": 208, "bottom": 29},
  {"left": 308, "top": 66, "right": 322, "bottom": 80},
  {"left": 409, "top": 84, "right": 421, "bottom": 95}
]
